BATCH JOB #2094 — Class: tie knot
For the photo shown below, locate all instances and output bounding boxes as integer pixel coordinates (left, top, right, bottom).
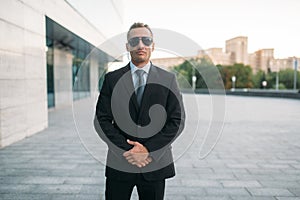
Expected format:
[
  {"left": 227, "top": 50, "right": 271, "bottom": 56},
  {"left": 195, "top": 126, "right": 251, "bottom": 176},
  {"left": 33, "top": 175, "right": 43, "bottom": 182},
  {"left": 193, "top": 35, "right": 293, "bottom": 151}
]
[{"left": 135, "top": 69, "right": 145, "bottom": 77}]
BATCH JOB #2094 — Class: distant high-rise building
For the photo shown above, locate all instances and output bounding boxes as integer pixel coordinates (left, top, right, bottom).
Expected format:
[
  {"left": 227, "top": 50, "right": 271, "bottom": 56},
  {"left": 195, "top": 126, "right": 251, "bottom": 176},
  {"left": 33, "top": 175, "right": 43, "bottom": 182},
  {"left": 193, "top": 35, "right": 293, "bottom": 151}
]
[
  {"left": 225, "top": 36, "right": 248, "bottom": 65},
  {"left": 252, "top": 49, "right": 274, "bottom": 72},
  {"left": 248, "top": 53, "right": 259, "bottom": 73}
]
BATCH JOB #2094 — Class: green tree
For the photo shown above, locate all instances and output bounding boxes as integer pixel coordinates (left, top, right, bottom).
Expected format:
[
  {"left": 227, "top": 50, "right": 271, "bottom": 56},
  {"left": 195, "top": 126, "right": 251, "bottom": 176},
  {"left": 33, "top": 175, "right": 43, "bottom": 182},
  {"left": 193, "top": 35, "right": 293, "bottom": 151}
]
[
  {"left": 252, "top": 70, "right": 266, "bottom": 88},
  {"left": 173, "top": 57, "right": 223, "bottom": 90},
  {"left": 173, "top": 59, "right": 194, "bottom": 89},
  {"left": 279, "top": 69, "right": 300, "bottom": 89},
  {"left": 218, "top": 63, "right": 253, "bottom": 89},
  {"left": 266, "top": 72, "right": 276, "bottom": 89}
]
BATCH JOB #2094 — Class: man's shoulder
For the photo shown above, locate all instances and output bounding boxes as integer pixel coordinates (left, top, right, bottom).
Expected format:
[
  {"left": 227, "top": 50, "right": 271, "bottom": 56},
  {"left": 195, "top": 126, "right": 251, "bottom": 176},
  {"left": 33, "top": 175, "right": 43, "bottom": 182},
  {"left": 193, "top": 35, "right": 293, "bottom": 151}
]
[
  {"left": 105, "top": 64, "right": 130, "bottom": 79},
  {"left": 151, "top": 64, "right": 176, "bottom": 79}
]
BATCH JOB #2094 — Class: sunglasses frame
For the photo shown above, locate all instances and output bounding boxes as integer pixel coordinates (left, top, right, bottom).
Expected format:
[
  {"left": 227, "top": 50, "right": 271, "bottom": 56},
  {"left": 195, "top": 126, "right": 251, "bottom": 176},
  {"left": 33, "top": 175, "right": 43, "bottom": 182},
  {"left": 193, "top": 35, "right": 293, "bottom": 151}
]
[{"left": 128, "top": 37, "right": 153, "bottom": 47}]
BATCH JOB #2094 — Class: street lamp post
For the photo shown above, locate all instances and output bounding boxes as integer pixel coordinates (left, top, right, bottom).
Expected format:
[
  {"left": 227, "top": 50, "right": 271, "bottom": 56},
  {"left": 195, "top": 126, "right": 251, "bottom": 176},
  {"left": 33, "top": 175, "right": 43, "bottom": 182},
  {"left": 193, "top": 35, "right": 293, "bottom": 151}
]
[
  {"left": 192, "top": 75, "right": 197, "bottom": 91},
  {"left": 231, "top": 76, "right": 236, "bottom": 91},
  {"left": 293, "top": 57, "right": 298, "bottom": 90},
  {"left": 270, "top": 60, "right": 279, "bottom": 90},
  {"left": 262, "top": 80, "right": 267, "bottom": 89},
  {"left": 275, "top": 60, "right": 280, "bottom": 90},
  {"left": 276, "top": 72, "right": 279, "bottom": 90}
]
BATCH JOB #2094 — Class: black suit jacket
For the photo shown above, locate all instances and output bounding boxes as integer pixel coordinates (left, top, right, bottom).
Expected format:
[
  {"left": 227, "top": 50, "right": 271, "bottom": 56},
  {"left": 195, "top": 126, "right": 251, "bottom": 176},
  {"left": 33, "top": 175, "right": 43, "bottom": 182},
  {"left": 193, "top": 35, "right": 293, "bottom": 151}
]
[{"left": 95, "top": 63, "right": 185, "bottom": 181}]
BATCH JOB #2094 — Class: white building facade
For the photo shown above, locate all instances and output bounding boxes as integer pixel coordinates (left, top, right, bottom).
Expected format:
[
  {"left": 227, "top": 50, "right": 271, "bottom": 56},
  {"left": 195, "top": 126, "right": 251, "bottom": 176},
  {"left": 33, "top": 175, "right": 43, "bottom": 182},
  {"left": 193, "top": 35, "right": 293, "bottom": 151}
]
[{"left": 0, "top": 0, "right": 123, "bottom": 147}]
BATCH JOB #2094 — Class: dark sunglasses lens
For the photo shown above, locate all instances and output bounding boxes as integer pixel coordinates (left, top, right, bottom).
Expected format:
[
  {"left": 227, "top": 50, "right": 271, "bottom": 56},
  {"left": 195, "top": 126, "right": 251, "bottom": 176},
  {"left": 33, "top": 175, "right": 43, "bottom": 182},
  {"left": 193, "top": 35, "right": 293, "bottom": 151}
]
[
  {"left": 129, "top": 37, "right": 139, "bottom": 47},
  {"left": 129, "top": 37, "right": 153, "bottom": 47},
  {"left": 142, "top": 37, "right": 153, "bottom": 46}
]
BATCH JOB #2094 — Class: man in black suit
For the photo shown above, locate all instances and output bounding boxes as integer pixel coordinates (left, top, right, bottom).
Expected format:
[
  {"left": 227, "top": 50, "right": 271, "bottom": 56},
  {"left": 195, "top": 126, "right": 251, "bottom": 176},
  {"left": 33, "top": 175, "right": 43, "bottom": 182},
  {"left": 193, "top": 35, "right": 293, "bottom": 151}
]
[{"left": 95, "top": 22, "right": 185, "bottom": 200}]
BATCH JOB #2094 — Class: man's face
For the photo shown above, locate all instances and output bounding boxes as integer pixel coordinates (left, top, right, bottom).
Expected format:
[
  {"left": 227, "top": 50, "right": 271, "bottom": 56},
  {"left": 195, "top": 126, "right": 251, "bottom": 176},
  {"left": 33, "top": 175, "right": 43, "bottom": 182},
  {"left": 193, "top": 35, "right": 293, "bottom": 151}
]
[{"left": 126, "top": 27, "right": 154, "bottom": 67}]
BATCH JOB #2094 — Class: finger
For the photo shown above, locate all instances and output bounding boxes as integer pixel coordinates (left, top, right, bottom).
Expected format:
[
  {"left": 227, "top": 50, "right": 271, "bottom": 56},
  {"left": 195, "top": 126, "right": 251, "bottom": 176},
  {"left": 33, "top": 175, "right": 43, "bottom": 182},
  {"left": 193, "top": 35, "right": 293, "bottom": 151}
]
[
  {"left": 123, "top": 151, "right": 132, "bottom": 157},
  {"left": 125, "top": 155, "right": 134, "bottom": 161},
  {"left": 123, "top": 151, "right": 133, "bottom": 157},
  {"left": 143, "top": 160, "right": 149, "bottom": 165},
  {"left": 130, "top": 161, "right": 136, "bottom": 166},
  {"left": 146, "top": 157, "right": 152, "bottom": 162},
  {"left": 127, "top": 139, "right": 137, "bottom": 146},
  {"left": 127, "top": 159, "right": 135, "bottom": 164},
  {"left": 140, "top": 161, "right": 148, "bottom": 168}
]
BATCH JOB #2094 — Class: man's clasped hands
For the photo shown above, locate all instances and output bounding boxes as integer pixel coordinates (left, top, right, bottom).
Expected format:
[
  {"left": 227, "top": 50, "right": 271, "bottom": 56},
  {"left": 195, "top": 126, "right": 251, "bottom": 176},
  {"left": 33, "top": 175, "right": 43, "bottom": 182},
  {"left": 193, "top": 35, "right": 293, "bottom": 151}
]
[{"left": 123, "top": 139, "right": 152, "bottom": 168}]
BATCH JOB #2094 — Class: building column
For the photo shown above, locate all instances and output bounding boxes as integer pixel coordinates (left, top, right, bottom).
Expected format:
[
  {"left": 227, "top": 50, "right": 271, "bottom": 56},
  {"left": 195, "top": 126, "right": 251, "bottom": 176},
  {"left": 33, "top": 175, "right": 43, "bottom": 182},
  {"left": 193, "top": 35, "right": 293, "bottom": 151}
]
[
  {"left": 53, "top": 47, "right": 74, "bottom": 108},
  {"left": 89, "top": 53, "right": 100, "bottom": 97}
]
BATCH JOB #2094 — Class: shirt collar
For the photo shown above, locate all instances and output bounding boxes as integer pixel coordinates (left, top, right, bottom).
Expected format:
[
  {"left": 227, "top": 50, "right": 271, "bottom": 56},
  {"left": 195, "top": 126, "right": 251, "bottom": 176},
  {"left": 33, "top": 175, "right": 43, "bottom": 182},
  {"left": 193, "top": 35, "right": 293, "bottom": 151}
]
[{"left": 130, "top": 61, "right": 151, "bottom": 74}]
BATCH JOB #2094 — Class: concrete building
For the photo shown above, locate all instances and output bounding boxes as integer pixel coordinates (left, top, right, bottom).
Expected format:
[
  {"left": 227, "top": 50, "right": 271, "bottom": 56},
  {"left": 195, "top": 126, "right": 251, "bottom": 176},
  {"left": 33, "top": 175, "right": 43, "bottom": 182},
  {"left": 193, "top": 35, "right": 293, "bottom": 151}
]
[
  {"left": 198, "top": 48, "right": 231, "bottom": 66},
  {"left": 269, "top": 57, "right": 300, "bottom": 72},
  {"left": 251, "top": 49, "right": 274, "bottom": 73},
  {"left": 248, "top": 53, "right": 259, "bottom": 73},
  {"left": 0, "top": 0, "right": 123, "bottom": 147},
  {"left": 151, "top": 56, "right": 190, "bottom": 70},
  {"left": 196, "top": 37, "right": 249, "bottom": 67},
  {"left": 225, "top": 36, "right": 248, "bottom": 65}
]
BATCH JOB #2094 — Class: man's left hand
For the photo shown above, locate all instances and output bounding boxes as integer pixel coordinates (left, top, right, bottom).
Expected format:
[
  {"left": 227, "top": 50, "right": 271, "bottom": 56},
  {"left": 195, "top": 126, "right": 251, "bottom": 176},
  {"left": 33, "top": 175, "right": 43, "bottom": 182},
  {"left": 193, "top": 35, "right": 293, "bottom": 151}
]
[{"left": 123, "top": 140, "right": 152, "bottom": 168}]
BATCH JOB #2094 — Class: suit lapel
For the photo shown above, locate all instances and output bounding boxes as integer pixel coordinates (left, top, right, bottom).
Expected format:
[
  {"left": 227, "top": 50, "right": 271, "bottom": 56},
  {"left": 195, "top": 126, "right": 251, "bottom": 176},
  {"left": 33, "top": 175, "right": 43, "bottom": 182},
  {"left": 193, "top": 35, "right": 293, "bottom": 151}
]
[{"left": 120, "top": 64, "right": 139, "bottom": 112}]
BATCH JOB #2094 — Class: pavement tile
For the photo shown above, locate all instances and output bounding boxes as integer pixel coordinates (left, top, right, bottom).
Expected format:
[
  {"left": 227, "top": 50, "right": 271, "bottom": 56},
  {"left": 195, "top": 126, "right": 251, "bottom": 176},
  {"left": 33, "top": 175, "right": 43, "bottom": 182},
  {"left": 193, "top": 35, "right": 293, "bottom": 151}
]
[
  {"left": 231, "top": 197, "right": 276, "bottom": 200},
  {"left": 187, "top": 196, "right": 231, "bottom": 200},
  {"left": 259, "top": 181, "right": 300, "bottom": 188},
  {"left": 248, "top": 188, "right": 295, "bottom": 197},
  {"left": 221, "top": 180, "right": 262, "bottom": 188},
  {"left": 181, "top": 179, "right": 222, "bottom": 187},
  {"left": 205, "top": 188, "right": 250, "bottom": 196},
  {"left": 0, "top": 184, "right": 37, "bottom": 194},
  {"left": 0, "top": 194, "right": 52, "bottom": 200},
  {"left": 19, "top": 176, "right": 65, "bottom": 184},
  {"left": 288, "top": 188, "right": 300, "bottom": 196},
  {"left": 33, "top": 184, "right": 82, "bottom": 194},
  {"left": 167, "top": 186, "right": 206, "bottom": 196}
]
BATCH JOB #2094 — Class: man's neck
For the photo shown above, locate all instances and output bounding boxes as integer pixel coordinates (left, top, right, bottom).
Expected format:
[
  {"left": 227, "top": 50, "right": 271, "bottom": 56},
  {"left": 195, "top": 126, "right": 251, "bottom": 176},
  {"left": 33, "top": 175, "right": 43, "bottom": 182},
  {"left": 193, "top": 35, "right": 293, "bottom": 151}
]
[{"left": 131, "top": 60, "right": 149, "bottom": 68}]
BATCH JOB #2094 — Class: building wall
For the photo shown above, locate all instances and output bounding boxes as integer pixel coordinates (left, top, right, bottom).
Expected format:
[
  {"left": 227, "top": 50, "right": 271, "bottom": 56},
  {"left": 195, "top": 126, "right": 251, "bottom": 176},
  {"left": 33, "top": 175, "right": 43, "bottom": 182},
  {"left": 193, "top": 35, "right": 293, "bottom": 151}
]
[
  {"left": 0, "top": 0, "right": 48, "bottom": 147},
  {"left": 226, "top": 36, "right": 248, "bottom": 65},
  {"left": 151, "top": 57, "right": 188, "bottom": 70},
  {"left": 254, "top": 49, "right": 274, "bottom": 72},
  {"left": 270, "top": 57, "right": 300, "bottom": 72},
  {"left": 0, "top": 0, "right": 123, "bottom": 147},
  {"left": 201, "top": 48, "right": 231, "bottom": 66},
  {"left": 249, "top": 53, "right": 258, "bottom": 73}
]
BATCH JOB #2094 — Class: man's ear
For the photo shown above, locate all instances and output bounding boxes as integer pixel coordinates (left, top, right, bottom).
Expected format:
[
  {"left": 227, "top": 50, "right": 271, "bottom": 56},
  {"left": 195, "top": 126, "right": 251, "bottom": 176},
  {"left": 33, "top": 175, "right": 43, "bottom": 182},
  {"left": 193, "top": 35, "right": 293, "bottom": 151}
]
[
  {"left": 126, "top": 43, "right": 129, "bottom": 51},
  {"left": 151, "top": 42, "right": 155, "bottom": 52}
]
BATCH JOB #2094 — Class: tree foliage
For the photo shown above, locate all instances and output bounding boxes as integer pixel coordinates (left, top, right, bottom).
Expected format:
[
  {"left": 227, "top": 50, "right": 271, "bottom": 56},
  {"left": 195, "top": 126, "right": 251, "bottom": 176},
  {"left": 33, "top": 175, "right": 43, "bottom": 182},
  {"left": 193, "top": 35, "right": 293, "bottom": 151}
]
[
  {"left": 172, "top": 57, "right": 300, "bottom": 90},
  {"left": 173, "top": 57, "right": 223, "bottom": 89}
]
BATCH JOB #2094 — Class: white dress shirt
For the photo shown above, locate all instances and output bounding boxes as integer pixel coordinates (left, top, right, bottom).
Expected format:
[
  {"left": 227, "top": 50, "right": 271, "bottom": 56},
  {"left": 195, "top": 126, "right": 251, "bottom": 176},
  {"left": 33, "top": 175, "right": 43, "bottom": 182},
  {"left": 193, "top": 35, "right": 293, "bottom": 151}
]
[{"left": 130, "top": 61, "right": 151, "bottom": 91}]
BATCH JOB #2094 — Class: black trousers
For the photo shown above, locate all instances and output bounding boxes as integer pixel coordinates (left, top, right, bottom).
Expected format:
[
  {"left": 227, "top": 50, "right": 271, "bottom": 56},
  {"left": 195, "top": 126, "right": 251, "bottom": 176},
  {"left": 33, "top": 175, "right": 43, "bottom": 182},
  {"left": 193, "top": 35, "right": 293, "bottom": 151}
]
[{"left": 105, "top": 174, "right": 165, "bottom": 200}]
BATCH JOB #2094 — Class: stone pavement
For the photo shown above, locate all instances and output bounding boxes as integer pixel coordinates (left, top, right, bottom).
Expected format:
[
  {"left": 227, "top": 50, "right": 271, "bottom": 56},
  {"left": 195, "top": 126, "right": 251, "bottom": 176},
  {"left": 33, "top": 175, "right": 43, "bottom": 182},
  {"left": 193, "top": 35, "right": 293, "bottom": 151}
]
[{"left": 1, "top": 94, "right": 300, "bottom": 200}]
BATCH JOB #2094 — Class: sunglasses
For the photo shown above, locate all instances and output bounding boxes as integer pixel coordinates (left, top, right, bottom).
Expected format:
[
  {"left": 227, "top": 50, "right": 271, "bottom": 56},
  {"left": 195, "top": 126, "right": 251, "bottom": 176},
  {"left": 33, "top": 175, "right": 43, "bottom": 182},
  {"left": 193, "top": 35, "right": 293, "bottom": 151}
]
[{"left": 128, "top": 37, "right": 153, "bottom": 47}]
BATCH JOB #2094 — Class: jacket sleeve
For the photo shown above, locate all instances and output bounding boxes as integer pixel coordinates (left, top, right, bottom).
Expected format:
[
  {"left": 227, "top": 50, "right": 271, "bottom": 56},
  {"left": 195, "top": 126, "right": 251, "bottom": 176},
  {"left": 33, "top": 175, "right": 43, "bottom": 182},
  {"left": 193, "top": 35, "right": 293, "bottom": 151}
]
[
  {"left": 94, "top": 73, "right": 132, "bottom": 152},
  {"left": 143, "top": 74, "right": 186, "bottom": 160}
]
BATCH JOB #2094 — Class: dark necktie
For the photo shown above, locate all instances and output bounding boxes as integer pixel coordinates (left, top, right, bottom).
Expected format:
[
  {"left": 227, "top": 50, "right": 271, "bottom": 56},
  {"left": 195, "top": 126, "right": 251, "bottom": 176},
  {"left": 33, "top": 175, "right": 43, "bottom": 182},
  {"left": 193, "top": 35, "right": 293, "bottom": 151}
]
[{"left": 135, "top": 70, "right": 145, "bottom": 107}]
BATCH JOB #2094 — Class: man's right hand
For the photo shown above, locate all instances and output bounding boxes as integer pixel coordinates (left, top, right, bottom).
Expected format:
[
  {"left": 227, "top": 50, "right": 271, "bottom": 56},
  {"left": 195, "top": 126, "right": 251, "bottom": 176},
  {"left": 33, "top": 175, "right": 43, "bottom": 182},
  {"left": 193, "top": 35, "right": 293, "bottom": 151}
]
[{"left": 123, "top": 140, "right": 153, "bottom": 168}]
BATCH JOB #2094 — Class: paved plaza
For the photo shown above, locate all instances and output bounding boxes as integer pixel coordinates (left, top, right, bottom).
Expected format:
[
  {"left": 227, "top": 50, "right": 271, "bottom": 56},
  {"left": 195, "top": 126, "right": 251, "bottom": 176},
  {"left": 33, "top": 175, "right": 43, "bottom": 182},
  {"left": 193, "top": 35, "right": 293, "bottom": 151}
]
[{"left": 1, "top": 94, "right": 300, "bottom": 200}]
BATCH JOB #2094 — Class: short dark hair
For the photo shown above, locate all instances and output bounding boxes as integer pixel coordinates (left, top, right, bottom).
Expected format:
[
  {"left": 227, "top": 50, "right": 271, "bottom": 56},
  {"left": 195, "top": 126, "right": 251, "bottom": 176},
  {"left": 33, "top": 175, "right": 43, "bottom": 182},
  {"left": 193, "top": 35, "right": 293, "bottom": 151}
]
[{"left": 127, "top": 22, "right": 153, "bottom": 40}]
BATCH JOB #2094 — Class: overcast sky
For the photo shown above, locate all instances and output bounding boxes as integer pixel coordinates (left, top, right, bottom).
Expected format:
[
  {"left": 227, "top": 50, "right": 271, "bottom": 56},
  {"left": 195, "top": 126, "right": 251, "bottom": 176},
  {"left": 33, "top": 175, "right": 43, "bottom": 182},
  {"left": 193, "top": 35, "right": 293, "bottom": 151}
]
[{"left": 67, "top": 0, "right": 300, "bottom": 59}]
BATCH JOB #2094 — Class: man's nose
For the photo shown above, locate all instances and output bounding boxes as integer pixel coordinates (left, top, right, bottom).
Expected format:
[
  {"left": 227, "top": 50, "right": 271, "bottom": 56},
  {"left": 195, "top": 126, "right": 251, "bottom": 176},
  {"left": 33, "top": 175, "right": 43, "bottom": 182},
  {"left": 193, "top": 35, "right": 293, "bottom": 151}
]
[{"left": 137, "top": 39, "right": 145, "bottom": 48}]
